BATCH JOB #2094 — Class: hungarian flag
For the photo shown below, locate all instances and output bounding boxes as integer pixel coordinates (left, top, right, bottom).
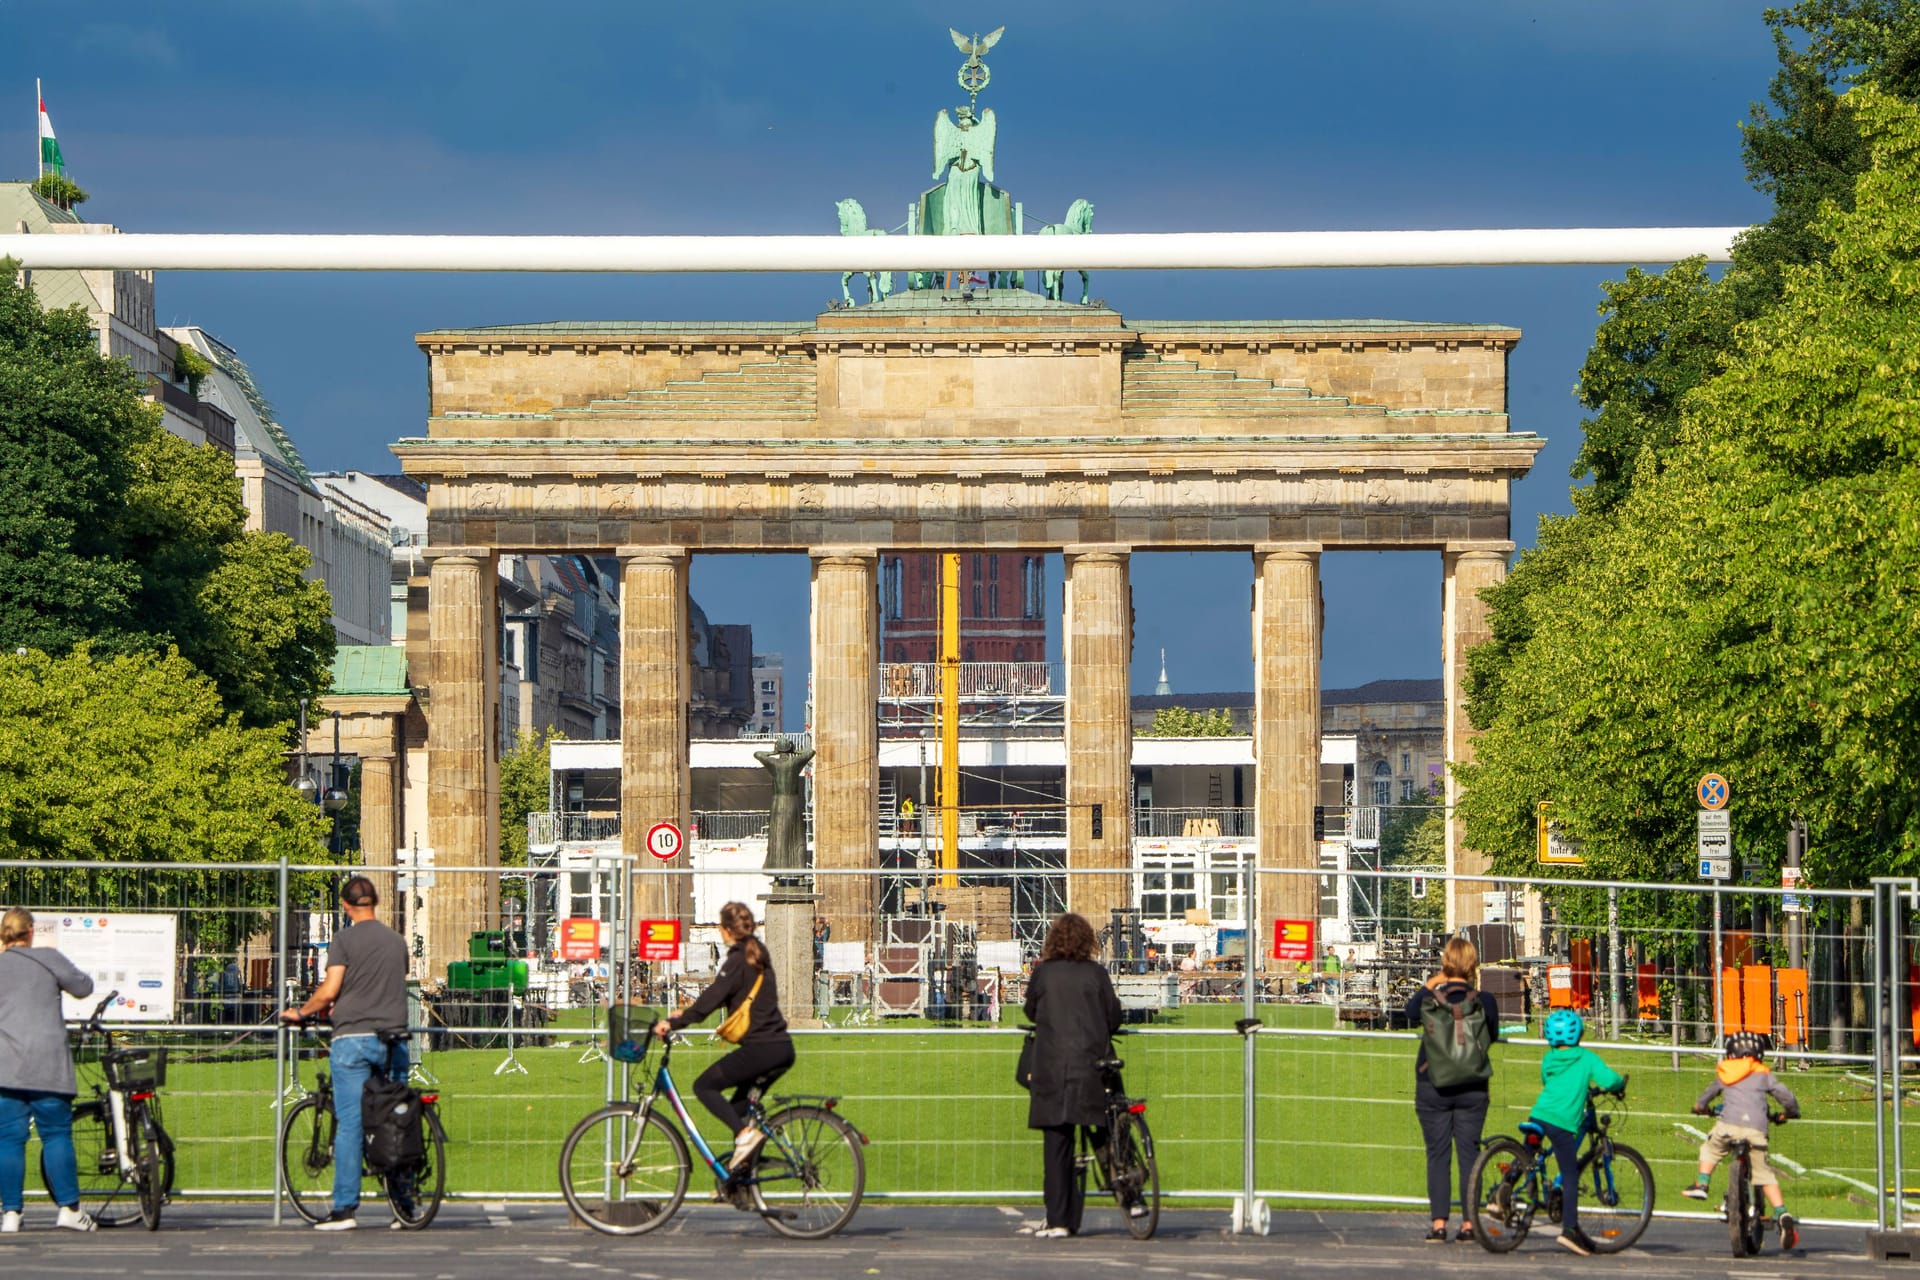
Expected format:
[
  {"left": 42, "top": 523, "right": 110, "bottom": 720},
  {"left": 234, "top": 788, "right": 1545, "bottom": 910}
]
[{"left": 38, "top": 82, "right": 63, "bottom": 176}]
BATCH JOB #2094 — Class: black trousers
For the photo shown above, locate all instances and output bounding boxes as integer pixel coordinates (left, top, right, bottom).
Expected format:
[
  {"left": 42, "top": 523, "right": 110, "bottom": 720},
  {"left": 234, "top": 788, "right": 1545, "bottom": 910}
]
[
  {"left": 692, "top": 1038, "right": 794, "bottom": 1136},
  {"left": 1037, "top": 1123, "right": 1108, "bottom": 1233},
  {"left": 1540, "top": 1121, "right": 1583, "bottom": 1232},
  {"left": 1414, "top": 1081, "right": 1489, "bottom": 1220}
]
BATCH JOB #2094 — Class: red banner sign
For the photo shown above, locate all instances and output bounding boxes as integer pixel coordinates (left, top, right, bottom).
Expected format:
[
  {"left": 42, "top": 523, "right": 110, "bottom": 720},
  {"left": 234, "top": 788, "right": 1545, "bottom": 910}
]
[
  {"left": 558, "top": 917, "right": 601, "bottom": 961},
  {"left": 1271, "top": 918, "right": 1315, "bottom": 963},
  {"left": 636, "top": 918, "right": 682, "bottom": 962}
]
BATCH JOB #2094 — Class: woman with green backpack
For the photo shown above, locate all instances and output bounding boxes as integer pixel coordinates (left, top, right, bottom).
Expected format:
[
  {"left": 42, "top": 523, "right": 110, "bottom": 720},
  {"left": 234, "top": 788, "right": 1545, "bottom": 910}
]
[{"left": 1407, "top": 935, "right": 1500, "bottom": 1243}]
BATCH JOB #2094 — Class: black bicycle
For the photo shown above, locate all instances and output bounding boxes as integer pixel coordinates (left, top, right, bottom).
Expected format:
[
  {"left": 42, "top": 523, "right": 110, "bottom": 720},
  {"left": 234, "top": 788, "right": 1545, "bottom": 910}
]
[
  {"left": 278, "top": 1020, "right": 446, "bottom": 1228},
  {"left": 1468, "top": 1083, "right": 1654, "bottom": 1254},
  {"left": 1715, "top": 1106, "right": 1796, "bottom": 1256},
  {"left": 1080, "top": 1044, "right": 1161, "bottom": 1240},
  {"left": 60, "top": 990, "right": 175, "bottom": 1230}
]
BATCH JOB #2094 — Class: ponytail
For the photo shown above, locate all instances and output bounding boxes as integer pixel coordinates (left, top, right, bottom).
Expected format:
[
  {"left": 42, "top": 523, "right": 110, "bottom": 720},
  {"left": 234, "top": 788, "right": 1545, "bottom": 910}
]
[{"left": 744, "top": 936, "right": 770, "bottom": 971}]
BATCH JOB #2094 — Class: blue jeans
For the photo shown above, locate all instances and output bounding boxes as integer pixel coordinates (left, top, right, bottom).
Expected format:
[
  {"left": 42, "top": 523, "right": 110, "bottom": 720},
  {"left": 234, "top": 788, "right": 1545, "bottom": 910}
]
[
  {"left": 329, "top": 1035, "right": 409, "bottom": 1213},
  {"left": 1540, "top": 1120, "right": 1583, "bottom": 1233},
  {"left": 0, "top": 1088, "right": 79, "bottom": 1213}
]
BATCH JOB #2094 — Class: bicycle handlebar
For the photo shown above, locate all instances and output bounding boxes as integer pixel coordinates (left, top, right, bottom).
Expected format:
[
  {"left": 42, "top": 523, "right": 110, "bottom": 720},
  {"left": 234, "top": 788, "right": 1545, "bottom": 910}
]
[{"left": 85, "top": 990, "right": 119, "bottom": 1028}]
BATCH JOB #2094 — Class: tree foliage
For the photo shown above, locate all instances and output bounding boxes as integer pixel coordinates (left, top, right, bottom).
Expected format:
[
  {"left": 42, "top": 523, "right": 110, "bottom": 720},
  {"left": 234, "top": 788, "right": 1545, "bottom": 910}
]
[
  {"left": 0, "top": 260, "right": 334, "bottom": 730},
  {"left": 1139, "top": 706, "right": 1238, "bottom": 737},
  {"left": 1459, "top": 88, "right": 1920, "bottom": 889},
  {"left": 499, "top": 728, "right": 559, "bottom": 868}
]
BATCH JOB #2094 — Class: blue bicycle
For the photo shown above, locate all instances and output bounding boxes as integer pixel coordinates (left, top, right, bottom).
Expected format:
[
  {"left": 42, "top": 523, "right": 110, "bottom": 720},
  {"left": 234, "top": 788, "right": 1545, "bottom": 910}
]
[
  {"left": 1467, "top": 1085, "right": 1654, "bottom": 1254},
  {"left": 558, "top": 1016, "right": 867, "bottom": 1238}
]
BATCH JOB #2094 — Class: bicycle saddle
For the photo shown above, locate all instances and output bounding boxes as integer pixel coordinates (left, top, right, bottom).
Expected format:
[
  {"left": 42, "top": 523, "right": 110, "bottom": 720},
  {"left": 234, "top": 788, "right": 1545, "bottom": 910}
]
[
  {"left": 1517, "top": 1120, "right": 1547, "bottom": 1138},
  {"left": 376, "top": 1027, "right": 411, "bottom": 1046},
  {"left": 1096, "top": 1057, "right": 1124, "bottom": 1071}
]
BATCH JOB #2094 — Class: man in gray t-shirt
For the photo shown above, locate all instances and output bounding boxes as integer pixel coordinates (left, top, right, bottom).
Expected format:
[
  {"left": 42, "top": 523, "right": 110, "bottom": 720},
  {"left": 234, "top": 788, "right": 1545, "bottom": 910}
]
[{"left": 282, "top": 876, "right": 410, "bottom": 1229}]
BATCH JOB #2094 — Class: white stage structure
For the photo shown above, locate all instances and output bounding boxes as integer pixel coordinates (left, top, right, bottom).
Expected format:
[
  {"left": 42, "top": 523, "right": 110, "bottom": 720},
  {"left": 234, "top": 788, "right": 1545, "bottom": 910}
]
[{"left": 0, "top": 227, "right": 1741, "bottom": 273}]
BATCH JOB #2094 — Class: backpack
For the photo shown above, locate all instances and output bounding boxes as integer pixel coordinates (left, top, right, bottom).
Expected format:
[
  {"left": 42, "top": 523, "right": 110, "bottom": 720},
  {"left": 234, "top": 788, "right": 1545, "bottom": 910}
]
[
  {"left": 1420, "top": 990, "right": 1492, "bottom": 1089},
  {"left": 362, "top": 1076, "right": 428, "bottom": 1173}
]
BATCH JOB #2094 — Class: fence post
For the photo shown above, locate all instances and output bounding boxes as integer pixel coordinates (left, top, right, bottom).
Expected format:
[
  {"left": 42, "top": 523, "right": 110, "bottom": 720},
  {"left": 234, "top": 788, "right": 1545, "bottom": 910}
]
[
  {"left": 1710, "top": 887, "right": 1724, "bottom": 1047},
  {"left": 1235, "top": 858, "right": 1267, "bottom": 1234},
  {"left": 1606, "top": 886, "right": 1622, "bottom": 1038},
  {"left": 272, "top": 853, "right": 289, "bottom": 1227},
  {"left": 1874, "top": 878, "right": 1892, "bottom": 1233},
  {"left": 1891, "top": 881, "right": 1909, "bottom": 1233}
]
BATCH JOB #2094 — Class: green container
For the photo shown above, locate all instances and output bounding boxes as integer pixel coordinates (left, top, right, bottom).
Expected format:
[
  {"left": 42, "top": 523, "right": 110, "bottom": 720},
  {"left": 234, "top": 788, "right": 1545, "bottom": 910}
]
[{"left": 446, "top": 957, "right": 529, "bottom": 993}]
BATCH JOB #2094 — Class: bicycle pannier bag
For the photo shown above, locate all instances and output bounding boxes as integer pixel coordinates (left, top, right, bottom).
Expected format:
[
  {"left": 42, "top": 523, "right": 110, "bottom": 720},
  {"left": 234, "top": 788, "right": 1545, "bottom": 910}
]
[
  {"left": 1014, "top": 1030, "right": 1036, "bottom": 1091},
  {"left": 363, "top": 1076, "right": 428, "bottom": 1173},
  {"left": 1420, "top": 992, "right": 1492, "bottom": 1089},
  {"left": 716, "top": 971, "right": 764, "bottom": 1045}
]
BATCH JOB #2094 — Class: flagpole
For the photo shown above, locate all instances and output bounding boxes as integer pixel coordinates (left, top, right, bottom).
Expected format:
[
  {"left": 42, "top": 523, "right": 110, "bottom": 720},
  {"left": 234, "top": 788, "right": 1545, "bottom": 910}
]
[{"left": 36, "top": 79, "right": 42, "bottom": 182}]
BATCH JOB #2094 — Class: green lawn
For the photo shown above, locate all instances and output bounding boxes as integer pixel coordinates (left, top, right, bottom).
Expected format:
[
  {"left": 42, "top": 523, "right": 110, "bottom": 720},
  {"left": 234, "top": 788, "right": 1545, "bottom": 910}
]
[{"left": 34, "top": 1004, "right": 1897, "bottom": 1223}]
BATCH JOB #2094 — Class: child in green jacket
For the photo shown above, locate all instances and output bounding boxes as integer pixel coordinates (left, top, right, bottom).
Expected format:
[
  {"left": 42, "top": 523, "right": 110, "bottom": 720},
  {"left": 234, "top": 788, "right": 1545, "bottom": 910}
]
[{"left": 1530, "top": 1010, "right": 1625, "bottom": 1256}]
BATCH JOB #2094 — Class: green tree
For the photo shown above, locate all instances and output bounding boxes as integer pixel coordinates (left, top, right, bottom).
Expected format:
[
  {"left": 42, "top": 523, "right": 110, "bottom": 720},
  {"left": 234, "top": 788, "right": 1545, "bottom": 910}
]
[
  {"left": 1459, "top": 88, "right": 1920, "bottom": 888},
  {"left": 1139, "top": 706, "right": 1238, "bottom": 737},
  {"left": 1377, "top": 790, "right": 1446, "bottom": 932},
  {"left": 499, "top": 728, "right": 559, "bottom": 868}
]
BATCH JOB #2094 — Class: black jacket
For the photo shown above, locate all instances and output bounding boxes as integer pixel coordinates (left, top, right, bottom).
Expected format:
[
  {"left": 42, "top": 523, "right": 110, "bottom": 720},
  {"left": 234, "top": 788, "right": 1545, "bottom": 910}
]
[
  {"left": 1023, "top": 958, "right": 1124, "bottom": 1128},
  {"left": 669, "top": 939, "right": 791, "bottom": 1046}
]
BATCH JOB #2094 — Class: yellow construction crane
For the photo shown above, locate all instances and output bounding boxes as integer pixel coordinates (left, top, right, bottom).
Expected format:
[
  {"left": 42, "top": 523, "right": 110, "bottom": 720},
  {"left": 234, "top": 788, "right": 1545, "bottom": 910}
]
[{"left": 939, "top": 552, "right": 960, "bottom": 888}]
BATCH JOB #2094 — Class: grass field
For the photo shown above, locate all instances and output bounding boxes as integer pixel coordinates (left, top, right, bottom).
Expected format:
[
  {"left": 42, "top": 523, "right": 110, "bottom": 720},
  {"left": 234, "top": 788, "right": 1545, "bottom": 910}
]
[{"left": 33, "top": 1001, "right": 1901, "bottom": 1223}]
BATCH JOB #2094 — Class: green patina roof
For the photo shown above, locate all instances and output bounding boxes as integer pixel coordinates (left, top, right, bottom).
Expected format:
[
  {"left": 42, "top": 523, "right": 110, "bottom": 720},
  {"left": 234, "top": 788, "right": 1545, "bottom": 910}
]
[
  {"left": 418, "top": 314, "right": 1517, "bottom": 337},
  {"left": 329, "top": 645, "right": 410, "bottom": 697},
  {"left": 420, "top": 320, "right": 815, "bottom": 337}
]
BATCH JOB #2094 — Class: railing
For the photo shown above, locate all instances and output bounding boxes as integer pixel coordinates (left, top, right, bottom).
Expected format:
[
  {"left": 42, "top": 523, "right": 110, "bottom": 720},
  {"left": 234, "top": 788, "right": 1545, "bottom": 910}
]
[
  {"left": 877, "top": 662, "right": 1060, "bottom": 700},
  {"left": 1134, "top": 806, "right": 1255, "bottom": 838},
  {"left": 691, "top": 811, "right": 771, "bottom": 841},
  {"left": 884, "top": 805, "right": 1069, "bottom": 840},
  {"left": 527, "top": 812, "right": 621, "bottom": 847}
]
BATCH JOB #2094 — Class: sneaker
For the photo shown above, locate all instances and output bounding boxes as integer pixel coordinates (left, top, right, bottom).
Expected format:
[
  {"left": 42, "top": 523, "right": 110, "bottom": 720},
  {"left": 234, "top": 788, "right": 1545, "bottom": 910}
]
[
  {"left": 1033, "top": 1226, "right": 1070, "bottom": 1239},
  {"left": 1777, "top": 1212, "right": 1799, "bottom": 1251},
  {"left": 1127, "top": 1202, "right": 1151, "bottom": 1219},
  {"left": 0, "top": 1210, "right": 19, "bottom": 1234},
  {"left": 1556, "top": 1226, "right": 1595, "bottom": 1256},
  {"left": 729, "top": 1125, "right": 766, "bottom": 1171},
  {"left": 313, "top": 1208, "right": 358, "bottom": 1231},
  {"left": 54, "top": 1206, "right": 94, "bottom": 1233},
  {"left": 1424, "top": 1226, "right": 1449, "bottom": 1243},
  {"left": 1680, "top": 1182, "right": 1711, "bottom": 1200}
]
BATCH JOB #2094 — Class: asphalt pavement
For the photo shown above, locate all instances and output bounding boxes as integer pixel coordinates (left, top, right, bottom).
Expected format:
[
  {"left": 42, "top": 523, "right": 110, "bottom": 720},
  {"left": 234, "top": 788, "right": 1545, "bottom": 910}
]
[{"left": 0, "top": 1203, "right": 1906, "bottom": 1278}]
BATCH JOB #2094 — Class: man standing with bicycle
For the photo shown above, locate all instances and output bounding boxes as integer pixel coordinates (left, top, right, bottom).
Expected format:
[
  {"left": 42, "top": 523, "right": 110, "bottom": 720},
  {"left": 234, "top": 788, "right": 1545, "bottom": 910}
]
[{"left": 282, "top": 876, "right": 409, "bottom": 1231}]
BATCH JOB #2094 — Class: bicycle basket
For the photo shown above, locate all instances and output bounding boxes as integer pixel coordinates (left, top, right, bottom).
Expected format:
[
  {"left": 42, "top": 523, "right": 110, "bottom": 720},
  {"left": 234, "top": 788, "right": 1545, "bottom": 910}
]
[
  {"left": 105, "top": 1046, "right": 167, "bottom": 1091},
  {"left": 608, "top": 1006, "right": 658, "bottom": 1064}
]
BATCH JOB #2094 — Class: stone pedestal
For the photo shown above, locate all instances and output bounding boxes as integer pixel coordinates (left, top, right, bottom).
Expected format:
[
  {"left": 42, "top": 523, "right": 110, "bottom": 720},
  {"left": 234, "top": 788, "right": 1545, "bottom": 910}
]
[
  {"left": 762, "top": 884, "right": 820, "bottom": 1027},
  {"left": 619, "top": 546, "right": 691, "bottom": 924},
  {"left": 810, "top": 549, "right": 878, "bottom": 941},
  {"left": 425, "top": 547, "right": 500, "bottom": 978},
  {"left": 1443, "top": 543, "right": 1512, "bottom": 933},
  {"left": 1253, "top": 545, "right": 1321, "bottom": 966},
  {"left": 1064, "top": 546, "right": 1133, "bottom": 927}
]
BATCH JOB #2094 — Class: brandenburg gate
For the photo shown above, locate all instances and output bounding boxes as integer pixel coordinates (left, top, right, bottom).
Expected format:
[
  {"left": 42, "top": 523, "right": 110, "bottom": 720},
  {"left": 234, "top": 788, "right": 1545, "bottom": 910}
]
[{"left": 394, "top": 291, "right": 1540, "bottom": 957}]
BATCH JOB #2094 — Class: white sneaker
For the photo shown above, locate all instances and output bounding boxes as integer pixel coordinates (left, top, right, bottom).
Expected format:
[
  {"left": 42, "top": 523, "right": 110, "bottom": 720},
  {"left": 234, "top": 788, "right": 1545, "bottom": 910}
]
[
  {"left": 55, "top": 1206, "right": 95, "bottom": 1233},
  {"left": 729, "top": 1125, "right": 766, "bottom": 1170},
  {"left": 1033, "top": 1226, "right": 1071, "bottom": 1238},
  {"left": 0, "top": 1210, "right": 20, "bottom": 1234}
]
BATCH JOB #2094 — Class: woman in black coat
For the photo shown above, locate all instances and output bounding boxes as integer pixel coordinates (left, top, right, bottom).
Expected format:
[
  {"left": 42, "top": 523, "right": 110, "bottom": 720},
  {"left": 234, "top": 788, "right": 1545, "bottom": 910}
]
[{"left": 1023, "top": 912, "right": 1123, "bottom": 1237}]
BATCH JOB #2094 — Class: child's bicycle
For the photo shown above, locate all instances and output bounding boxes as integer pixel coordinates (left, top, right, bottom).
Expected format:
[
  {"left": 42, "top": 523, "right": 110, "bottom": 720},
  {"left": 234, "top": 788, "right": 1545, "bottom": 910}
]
[
  {"left": 1467, "top": 1083, "right": 1655, "bottom": 1254},
  {"left": 1709, "top": 1104, "right": 1796, "bottom": 1256},
  {"left": 558, "top": 1013, "right": 867, "bottom": 1239},
  {"left": 63, "top": 990, "right": 175, "bottom": 1230}
]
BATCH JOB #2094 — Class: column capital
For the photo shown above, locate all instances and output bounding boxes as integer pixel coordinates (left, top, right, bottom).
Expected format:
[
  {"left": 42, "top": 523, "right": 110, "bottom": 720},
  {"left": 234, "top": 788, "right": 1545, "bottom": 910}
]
[
  {"left": 1444, "top": 540, "right": 1516, "bottom": 559},
  {"left": 1063, "top": 543, "right": 1130, "bottom": 562},
  {"left": 809, "top": 545, "right": 878, "bottom": 565},
  {"left": 422, "top": 545, "right": 494, "bottom": 565},
  {"left": 615, "top": 544, "right": 688, "bottom": 565},
  {"left": 1253, "top": 541, "right": 1322, "bottom": 561}
]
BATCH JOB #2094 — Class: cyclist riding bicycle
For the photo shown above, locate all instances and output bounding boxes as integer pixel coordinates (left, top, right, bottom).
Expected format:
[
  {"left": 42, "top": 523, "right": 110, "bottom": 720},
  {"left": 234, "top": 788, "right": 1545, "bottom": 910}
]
[
  {"left": 281, "top": 876, "right": 410, "bottom": 1231},
  {"left": 1684, "top": 1031, "right": 1801, "bottom": 1249},
  {"left": 652, "top": 901, "right": 793, "bottom": 1173},
  {"left": 1530, "top": 1010, "right": 1625, "bottom": 1257}
]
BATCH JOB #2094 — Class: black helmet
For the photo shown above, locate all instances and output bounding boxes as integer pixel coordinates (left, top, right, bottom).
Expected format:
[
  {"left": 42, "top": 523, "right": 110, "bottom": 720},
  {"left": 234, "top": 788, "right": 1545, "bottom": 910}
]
[{"left": 1725, "top": 1031, "right": 1772, "bottom": 1059}]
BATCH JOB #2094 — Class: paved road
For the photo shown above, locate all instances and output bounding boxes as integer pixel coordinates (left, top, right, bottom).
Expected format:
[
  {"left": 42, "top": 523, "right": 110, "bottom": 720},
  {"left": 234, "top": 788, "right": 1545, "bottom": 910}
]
[{"left": 0, "top": 1204, "right": 1905, "bottom": 1278}]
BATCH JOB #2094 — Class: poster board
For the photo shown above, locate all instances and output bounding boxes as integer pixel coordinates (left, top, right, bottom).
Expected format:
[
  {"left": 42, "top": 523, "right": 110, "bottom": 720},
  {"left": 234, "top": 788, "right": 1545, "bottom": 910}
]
[
  {"left": 38, "top": 913, "right": 178, "bottom": 1022},
  {"left": 821, "top": 941, "right": 867, "bottom": 973}
]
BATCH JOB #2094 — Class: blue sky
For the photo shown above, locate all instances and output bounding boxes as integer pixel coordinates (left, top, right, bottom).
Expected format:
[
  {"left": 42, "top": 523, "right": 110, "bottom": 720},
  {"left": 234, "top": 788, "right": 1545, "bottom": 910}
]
[{"left": 6, "top": 3, "right": 1785, "bottom": 727}]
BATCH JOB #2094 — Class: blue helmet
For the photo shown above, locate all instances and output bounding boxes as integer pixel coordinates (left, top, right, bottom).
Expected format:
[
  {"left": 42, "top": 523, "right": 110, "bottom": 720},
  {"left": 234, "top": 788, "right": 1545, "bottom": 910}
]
[{"left": 1543, "top": 1009, "right": 1586, "bottom": 1048}]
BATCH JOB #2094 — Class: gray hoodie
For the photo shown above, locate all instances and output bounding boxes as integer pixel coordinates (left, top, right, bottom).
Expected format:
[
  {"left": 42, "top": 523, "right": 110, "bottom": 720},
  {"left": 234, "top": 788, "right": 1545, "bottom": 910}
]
[
  {"left": 0, "top": 947, "right": 95, "bottom": 1095},
  {"left": 1695, "top": 1057, "right": 1799, "bottom": 1132}
]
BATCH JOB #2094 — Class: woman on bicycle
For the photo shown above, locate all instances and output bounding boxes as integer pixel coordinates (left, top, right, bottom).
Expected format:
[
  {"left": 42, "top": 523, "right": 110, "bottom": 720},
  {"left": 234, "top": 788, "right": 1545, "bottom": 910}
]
[
  {"left": 1022, "top": 912, "right": 1124, "bottom": 1238},
  {"left": 0, "top": 907, "right": 98, "bottom": 1234},
  {"left": 652, "top": 902, "right": 792, "bottom": 1172},
  {"left": 1408, "top": 935, "right": 1501, "bottom": 1243}
]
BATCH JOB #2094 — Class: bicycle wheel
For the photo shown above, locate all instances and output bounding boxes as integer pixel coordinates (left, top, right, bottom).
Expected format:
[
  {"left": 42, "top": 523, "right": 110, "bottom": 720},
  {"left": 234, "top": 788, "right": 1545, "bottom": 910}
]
[
  {"left": 1110, "top": 1110, "right": 1161, "bottom": 1240},
  {"left": 384, "top": 1104, "right": 447, "bottom": 1230},
  {"left": 1466, "top": 1138, "right": 1533, "bottom": 1253},
  {"left": 750, "top": 1105, "right": 866, "bottom": 1239},
  {"left": 59, "top": 1099, "right": 137, "bottom": 1228},
  {"left": 1726, "top": 1156, "right": 1757, "bottom": 1256},
  {"left": 558, "top": 1106, "right": 689, "bottom": 1236},
  {"left": 1583, "top": 1141, "right": 1654, "bottom": 1254},
  {"left": 279, "top": 1095, "right": 337, "bottom": 1224},
  {"left": 131, "top": 1109, "right": 163, "bottom": 1230}
]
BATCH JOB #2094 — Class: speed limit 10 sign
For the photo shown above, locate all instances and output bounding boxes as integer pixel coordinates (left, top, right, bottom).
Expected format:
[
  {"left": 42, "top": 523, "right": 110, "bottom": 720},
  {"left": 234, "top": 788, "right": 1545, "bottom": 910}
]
[{"left": 644, "top": 821, "right": 684, "bottom": 862}]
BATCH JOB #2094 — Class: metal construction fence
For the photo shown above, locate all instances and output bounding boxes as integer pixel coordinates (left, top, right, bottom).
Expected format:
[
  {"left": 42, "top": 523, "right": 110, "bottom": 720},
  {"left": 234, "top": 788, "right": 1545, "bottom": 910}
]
[{"left": 2, "top": 857, "right": 1914, "bottom": 1239}]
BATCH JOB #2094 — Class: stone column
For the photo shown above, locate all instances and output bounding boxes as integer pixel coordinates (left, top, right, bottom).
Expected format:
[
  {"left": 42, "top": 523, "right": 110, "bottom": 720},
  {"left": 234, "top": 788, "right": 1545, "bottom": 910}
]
[
  {"left": 425, "top": 548, "right": 500, "bottom": 979},
  {"left": 1443, "top": 543, "right": 1513, "bottom": 933},
  {"left": 1253, "top": 545, "right": 1321, "bottom": 967},
  {"left": 1064, "top": 546, "right": 1132, "bottom": 929},
  {"left": 619, "top": 547, "right": 691, "bottom": 927},
  {"left": 360, "top": 751, "right": 401, "bottom": 928},
  {"left": 809, "top": 549, "right": 878, "bottom": 942}
]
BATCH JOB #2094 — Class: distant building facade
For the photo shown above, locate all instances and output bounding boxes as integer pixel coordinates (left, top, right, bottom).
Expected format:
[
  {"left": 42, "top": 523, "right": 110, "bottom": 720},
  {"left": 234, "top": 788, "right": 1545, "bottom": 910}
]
[
  {"left": 746, "top": 653, "right": 784, "bottom": 736},
  {"left": 879, "top": 552, "right": 1047, "bottom": 664}
]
